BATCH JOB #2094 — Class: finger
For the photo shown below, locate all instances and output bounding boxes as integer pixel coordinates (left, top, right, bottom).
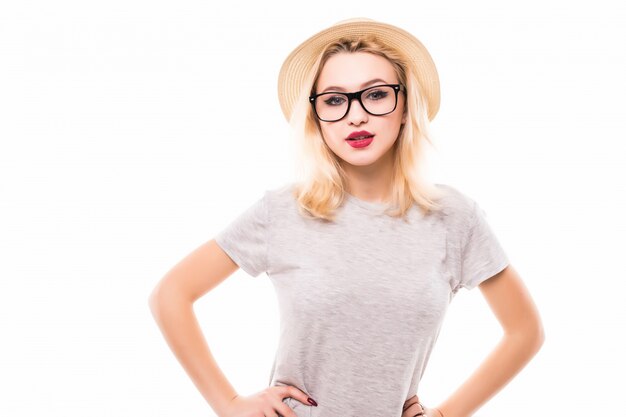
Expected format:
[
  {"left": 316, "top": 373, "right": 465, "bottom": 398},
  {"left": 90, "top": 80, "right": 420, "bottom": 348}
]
[
  {"left": 273, "top": 401, "right": 298, "bottom": 417},
  {"left": 404, "top": 394, "right": 421, "bottom": 405},
  {"left": 286, "top": 385, "right": 317, "bottom": 407},
  {"left": 403, "top": 400, "right": 426, "bottom": 417},
  {"left": 401, "top": 401, "right": 416, "bottom": 417},
  {"left": 403, "top": 396, "right": 419, "bottom": 411}
]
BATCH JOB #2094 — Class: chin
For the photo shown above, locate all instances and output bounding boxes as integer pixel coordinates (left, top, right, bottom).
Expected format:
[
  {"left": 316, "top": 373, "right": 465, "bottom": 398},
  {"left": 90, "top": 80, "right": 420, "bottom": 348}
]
[{"left": 340, "top": 153, "right": 384, "bottom": 166}]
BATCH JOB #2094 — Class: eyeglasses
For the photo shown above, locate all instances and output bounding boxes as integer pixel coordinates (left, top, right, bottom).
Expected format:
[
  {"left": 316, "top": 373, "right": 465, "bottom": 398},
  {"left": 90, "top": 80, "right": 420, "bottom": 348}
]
[{"left": 309, "top": 84, "right": 405, "bottom": 122}]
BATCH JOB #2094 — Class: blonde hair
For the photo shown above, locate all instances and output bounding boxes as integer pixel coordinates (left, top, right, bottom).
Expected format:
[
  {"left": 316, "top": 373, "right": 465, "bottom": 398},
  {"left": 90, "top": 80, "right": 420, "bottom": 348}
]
[{"left": 288, "top": 35, "right": 445, "bottom": 222}]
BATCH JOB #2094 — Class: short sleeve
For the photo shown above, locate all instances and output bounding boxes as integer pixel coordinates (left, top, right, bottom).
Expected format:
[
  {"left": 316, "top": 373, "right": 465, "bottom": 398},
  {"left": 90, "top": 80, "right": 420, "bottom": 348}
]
[
  {"left": 214, "top": 191, "right": 270, "bottom": 277},
  {"left": 456, "top": 200, "right": 509, "bottom": 291}
]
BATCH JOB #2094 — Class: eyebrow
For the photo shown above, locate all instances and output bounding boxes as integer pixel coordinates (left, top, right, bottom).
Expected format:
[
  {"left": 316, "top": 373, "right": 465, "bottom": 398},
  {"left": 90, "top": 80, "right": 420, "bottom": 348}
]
[{"left": 320, "top": 78, "right": 390, "bottom": 93}]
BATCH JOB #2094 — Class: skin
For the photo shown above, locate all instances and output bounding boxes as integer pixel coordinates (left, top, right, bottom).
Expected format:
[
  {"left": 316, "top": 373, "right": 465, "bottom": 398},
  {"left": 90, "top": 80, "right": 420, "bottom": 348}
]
[
  {"left": 401, "top": 266, "right": 545, "bottom": 417},
  {"left": 317, "top": 52, "right": 545, "bottom": 417},
  {"left": 314, "top": 51, "right": 407, "bottom": 203},
  {"left": 149, "top": 51, "right": 545, "bottom": 417},
  {"left": 149, "top": 240, "right": 317, "bottom": 417}
]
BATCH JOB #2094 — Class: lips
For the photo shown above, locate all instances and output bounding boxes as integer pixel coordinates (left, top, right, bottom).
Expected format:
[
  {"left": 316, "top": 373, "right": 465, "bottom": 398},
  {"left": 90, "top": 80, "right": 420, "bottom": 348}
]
[{"left": 347, "top": 130, "right": 374, "bottom": 140}]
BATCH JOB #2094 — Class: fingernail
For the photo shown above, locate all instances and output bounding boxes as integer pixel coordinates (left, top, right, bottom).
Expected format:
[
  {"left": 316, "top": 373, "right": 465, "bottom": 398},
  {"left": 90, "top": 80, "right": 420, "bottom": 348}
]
[{"left": 307, "top": 397, "right": 318, "bottom": 406}]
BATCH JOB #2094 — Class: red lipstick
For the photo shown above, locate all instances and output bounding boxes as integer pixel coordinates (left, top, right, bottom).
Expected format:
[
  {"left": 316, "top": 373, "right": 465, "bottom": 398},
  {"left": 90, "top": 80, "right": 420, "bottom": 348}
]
[
  {"left": 346, "top": 130, "right": 375, "bottom": 148},
  {"left": 347, "top": 130, "right": 374, "bottom": 140}
]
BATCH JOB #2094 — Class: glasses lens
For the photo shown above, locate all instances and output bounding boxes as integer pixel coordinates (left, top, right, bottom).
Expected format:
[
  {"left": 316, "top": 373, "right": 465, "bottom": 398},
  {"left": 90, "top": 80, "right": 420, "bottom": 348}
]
[
  {"left": 313, "top": 85, "right": 397, "bottom": 121},
  {"left": 314, "top": 93, "right": 349, "bottom": 121},
  {"left": 361, "top": 85, "right": 397, "bottom": 115}
]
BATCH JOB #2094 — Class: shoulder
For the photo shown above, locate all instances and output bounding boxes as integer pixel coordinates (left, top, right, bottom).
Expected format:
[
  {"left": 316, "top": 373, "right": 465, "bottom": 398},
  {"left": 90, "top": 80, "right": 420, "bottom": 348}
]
[
  {"left": 261, "top": 181, "right": 299, "bottom": 214},
  {"left": 265, "top": 182, "right": 296, "bottom": 202},
  {"left": 432, "top": 183, "right": 478, "bottom": 228}
]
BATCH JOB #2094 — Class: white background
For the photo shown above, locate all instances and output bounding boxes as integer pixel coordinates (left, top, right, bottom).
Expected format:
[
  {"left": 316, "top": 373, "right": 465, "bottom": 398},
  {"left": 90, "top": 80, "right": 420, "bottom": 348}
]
[{"left": 1, "top": 1, "right": 624, "bottom": 416}]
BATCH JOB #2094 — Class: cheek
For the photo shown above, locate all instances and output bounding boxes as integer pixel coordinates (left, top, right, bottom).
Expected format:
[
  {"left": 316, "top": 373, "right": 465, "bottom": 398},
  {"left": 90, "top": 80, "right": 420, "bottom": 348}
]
[{"left": 320, "top": 125, "right": 338, "bottom": 143}]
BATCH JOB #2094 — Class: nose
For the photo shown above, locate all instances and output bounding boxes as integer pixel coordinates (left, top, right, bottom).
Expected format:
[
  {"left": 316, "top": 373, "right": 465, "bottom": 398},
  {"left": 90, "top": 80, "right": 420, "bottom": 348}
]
[{"left": 346, "top": 96, "right": 369, "bottom": 125}]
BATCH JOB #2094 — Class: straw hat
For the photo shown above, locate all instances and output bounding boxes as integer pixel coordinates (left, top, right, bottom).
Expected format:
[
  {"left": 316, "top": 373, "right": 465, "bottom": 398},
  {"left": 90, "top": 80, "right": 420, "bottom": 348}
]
[{"left": 277, "top": 17, "right": 440, "bottom": 123}]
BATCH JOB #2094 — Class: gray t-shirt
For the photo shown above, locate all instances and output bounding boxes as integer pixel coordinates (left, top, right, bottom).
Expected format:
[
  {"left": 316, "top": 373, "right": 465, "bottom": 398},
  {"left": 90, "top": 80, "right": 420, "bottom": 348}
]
[{"left": 214, "top": 182, "right": 509, "bottom": 417}]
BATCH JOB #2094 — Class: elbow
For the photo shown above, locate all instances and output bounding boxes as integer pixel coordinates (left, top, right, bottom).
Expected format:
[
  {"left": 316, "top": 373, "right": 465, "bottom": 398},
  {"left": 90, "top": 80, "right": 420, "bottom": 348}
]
[
  {"left": 527, "top": 324, "right": 546, "bottom": 354},
  {"left": 148, "top": 287, "right": 162, "bottom": 318},
  {"left": 505, "top": 321, "right": 545, "bottom": 354},
  {"left": 535, "top": 323, "right": 546, "bottom": 351},
  {"left": 148, "top": 290, "right": 159, "bottom": 312},
  {"left": 148, "top": 286, "right": 175, "bottom": 326},
  {"left": 148, "top": 282, "right": 191, "bottom": 319},
  {"left": 148, "top": 283, "right": 172, "bottom": 317},
  {"left": 529, "top": 314, "right": 546, "bottom": 351}
]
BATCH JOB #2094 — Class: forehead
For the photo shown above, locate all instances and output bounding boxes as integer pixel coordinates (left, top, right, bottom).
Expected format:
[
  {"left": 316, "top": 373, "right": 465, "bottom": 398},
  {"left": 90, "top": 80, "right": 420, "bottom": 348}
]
[{"left": 316, "top": 51, "right": 397, "bottom": 91}]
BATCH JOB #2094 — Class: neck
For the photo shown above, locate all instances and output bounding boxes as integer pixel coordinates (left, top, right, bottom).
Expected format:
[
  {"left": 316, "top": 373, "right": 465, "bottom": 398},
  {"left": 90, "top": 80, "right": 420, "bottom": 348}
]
[{"left": 341, "top": 148, "right": 395, "bottom": 203}]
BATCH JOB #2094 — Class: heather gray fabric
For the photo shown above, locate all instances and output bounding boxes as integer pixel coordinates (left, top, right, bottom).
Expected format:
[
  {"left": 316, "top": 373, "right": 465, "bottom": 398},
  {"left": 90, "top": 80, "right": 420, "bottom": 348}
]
[{"left": 214, "top": 182, "right": 509, "bottom": 417}]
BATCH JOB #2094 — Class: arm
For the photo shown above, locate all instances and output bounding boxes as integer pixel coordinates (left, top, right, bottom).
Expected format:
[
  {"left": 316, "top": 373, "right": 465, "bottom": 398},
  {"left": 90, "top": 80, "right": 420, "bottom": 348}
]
[
  {"left": 148, "top": 239, "right": 242, "bottom": 417},
  {"left": 436, "top": 265, "right": 545, "bottom": 417}
]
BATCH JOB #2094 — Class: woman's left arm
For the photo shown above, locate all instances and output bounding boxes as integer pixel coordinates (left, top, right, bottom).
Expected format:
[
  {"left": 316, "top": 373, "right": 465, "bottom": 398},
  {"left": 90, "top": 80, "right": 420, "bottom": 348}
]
[{"left": 436, "top": 264, "right": 545, "bottom": 417}]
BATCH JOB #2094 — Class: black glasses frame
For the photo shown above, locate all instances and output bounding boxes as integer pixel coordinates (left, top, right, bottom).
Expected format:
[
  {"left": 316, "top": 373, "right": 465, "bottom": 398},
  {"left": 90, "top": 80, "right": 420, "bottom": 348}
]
[{"left": 309, "top": 83, "right": 406, "bottom": 122}]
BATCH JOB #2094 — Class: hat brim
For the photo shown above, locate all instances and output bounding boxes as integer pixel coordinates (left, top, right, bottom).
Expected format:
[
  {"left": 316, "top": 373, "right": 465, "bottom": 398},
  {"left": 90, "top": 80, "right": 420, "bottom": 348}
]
[{"left": 277, "top": 18, "right": 440, "bottom": 123}]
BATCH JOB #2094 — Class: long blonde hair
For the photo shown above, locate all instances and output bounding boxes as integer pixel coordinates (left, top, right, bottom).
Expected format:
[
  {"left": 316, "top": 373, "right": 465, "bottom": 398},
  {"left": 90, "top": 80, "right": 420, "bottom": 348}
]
[{"left": 288, "top": 35, "right": 445, "bottom": 222}]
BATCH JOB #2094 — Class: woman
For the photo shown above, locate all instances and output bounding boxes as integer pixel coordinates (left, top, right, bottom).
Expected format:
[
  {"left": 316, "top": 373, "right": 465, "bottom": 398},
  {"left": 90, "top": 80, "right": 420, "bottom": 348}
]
[{"left": 148, "top": 18, "right": 544, "bottom": 417}]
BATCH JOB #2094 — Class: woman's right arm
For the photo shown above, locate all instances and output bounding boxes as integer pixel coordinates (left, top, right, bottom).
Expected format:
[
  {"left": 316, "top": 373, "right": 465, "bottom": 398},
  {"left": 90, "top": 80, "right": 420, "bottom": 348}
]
[{"left": 148, "top": 238, "right": 241, "bottom": 417}]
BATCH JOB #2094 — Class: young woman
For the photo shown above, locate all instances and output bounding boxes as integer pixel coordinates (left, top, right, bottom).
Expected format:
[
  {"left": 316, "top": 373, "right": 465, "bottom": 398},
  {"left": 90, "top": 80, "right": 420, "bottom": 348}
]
[{"left": 149, "top": 18, "right": 544, "bottom": 417}]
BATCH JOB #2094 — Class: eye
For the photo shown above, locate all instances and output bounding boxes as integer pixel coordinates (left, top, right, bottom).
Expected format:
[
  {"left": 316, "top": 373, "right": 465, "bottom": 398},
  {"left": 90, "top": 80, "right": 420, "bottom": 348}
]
[
  {"left": 322, "top": 95, "right": 346, "bottom": 106},
  {"left": 366, "top": 89, "right": 389, "bottom": 100}
]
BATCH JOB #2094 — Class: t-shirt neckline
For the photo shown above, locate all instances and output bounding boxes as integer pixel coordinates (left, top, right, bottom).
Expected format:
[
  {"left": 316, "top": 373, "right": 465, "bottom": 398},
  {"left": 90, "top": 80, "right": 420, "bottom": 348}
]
[{"left": 344, "top": 192, "right": 390, "bottom": 213}]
